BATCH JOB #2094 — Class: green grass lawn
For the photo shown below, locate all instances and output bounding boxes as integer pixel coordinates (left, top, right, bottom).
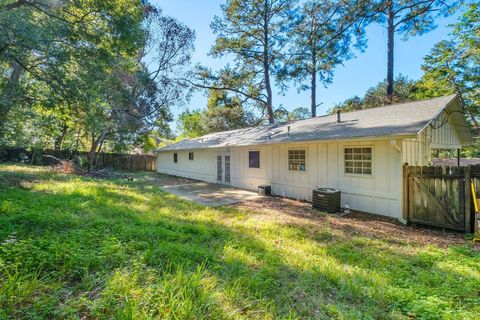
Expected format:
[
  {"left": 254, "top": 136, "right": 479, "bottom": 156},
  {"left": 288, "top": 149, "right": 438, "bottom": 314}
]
[{"left": 0, "top": 164, "right": 479, "bottom": 319}]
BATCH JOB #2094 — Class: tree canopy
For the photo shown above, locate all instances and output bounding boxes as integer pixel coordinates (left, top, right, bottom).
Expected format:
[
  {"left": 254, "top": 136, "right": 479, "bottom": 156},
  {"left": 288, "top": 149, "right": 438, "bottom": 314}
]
[
  {"left": 371, "top": 0, "right": 460, "bottom": 102},
  {"left": 1, "top": 0, "right": 478, "bottom": 159},
  {"left": 0, "top": 1, "right": 194, "bottom": 167}
]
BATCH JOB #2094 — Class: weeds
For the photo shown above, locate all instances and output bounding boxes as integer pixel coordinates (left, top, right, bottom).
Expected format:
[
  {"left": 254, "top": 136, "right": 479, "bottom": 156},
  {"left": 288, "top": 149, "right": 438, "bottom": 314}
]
[{"left": 0, "top": 164, "right": 478, "bottom": 319}]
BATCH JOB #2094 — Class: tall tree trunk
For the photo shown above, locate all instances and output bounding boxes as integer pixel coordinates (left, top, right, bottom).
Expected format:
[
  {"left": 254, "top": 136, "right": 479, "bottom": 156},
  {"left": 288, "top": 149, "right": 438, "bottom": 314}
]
[
  {"left": 311, "top": 43, "right": 317, "bottom": 118},
  {"left": 95, "top": 137, "right": 107, "bottom": 167},
  {"left": 87, "top": 130, "right": 108, "bottom": 172},
  {"left": 263, "top": 9, "right": 274, "bottom": 124},
  {"left": 386, "top": 1, "right": 395, "bottom": 104},
  {"left": 0, "top": 60, "right": 23, "bottom": 137},
  {"left": 54, "top": 123, "right": 68, "bottom": 150}
]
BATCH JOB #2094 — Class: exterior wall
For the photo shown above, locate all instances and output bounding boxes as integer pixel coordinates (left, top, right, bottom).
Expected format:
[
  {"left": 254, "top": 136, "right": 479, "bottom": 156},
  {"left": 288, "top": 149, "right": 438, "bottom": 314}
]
[
  {"left": 158, "top": 139, "right": 404, "bottom": 220},
  {"left": 157, "top": 148, "right": 223, "bottom": 183},
  {"left": 402, "top": 134, "right": 430, "bottom": 166},
  {"left": 157, "top": 100, "right": 469, "bottom": 221},
  {"left": 230, "top": 140, "right": 403, "bottom": 219},
  {"left": 402, "top": 110, "right": 464, "bottom": 166}
]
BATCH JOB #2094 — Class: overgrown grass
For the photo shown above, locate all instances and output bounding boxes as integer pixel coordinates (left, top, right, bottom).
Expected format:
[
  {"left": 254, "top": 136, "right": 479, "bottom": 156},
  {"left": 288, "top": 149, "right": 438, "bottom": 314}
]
[{"left": 0, "top": 164, "right": 478, "bottom": 319}]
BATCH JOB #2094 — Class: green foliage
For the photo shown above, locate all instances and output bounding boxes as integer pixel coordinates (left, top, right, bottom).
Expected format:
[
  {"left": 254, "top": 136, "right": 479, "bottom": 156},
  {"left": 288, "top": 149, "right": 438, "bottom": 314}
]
[
  {"left": 0, "top": 1, "right": 194, "bottom": 160},
  {"left": 274, "top": 106, "right": 311, "bottom": 122},
  {"left": 416, "top": 2, "right": 480, "bottom": 129},
  {"left": 371, "top": 0, "right": 461, "bottom": 99},
  {"left": 176, "top": 90, "right": 255, "bottom": 139},
  {"left": 373, "top": 1, "right": 460, "bottom": 39},
  {"left": 289, "top": 107, "right": 311, "bottom": 120},
  {"left": 203, "top": 0, "right": 298, "bottom": 123},
  {"left": 203, "top": 89, "right": 254, "bottom": 133},
  {"left": 281, "top": 0, "right": 370, "bottom": 116},
  {"left": 332, "top": 75, "right": 418, "bottom": 112},
  {"left": 177, "top": 110, "right": 207, "bottom": 139},
  {"left": 0, "top": 164, "right": 479, "bottom": 319}
]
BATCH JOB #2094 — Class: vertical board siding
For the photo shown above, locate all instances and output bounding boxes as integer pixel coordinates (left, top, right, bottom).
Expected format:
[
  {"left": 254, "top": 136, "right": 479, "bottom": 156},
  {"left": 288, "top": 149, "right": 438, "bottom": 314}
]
[
  {"left": 157, "top": 149, "right": 218, "bottom": 182},
  {"left": 157, "top": 139, "right": 404, "bottom": 219}
]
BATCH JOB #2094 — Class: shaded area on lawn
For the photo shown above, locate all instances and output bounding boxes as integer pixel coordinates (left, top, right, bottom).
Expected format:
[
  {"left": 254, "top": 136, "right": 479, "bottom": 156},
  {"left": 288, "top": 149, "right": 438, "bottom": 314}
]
[
  {"left": 231, "top": 198, "right": 469, "bottom": 248},
  {"left": 0, "top": 164, "right": 479, "bottom": 319}
]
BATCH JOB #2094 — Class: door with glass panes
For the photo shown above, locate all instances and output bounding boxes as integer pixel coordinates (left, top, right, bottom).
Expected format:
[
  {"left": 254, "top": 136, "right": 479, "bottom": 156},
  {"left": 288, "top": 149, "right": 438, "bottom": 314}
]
[{"left": 216, "top": 154, "right": 231, "bottom": 184}]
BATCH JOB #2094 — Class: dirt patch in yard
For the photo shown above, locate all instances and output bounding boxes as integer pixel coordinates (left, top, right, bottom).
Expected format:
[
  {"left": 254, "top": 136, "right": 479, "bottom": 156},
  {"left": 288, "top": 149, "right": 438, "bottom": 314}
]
[
  {"left": 231, "top": 197, "right": 472, "bottom": 248},
  {"left": 50, "top": 162, "right": 198, "bottom": 186},
  {"left": 152, "top": 174, "right": 199, "bottom": 186}
]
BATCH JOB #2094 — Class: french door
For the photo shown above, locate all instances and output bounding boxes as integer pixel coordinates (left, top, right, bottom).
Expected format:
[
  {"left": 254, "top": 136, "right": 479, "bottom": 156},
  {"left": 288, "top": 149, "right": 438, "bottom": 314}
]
[{"left": 216, "top": 155, "right": 231, "bottom": 184}]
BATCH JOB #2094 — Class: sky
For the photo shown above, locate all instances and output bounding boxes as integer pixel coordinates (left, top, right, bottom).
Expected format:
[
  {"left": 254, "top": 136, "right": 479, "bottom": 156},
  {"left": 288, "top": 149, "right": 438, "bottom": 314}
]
[{"left": 154, "top": 0, "right": 460, "bottom": 127}]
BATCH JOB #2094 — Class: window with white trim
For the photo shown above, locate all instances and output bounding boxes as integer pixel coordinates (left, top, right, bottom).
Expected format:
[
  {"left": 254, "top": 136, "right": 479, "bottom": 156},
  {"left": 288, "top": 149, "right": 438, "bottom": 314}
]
[
  {"left": 189, "top": 152, "right": 194, "bottom": 160},
  {"left": 344, "top": 147, "right": 372, "bottom": 175},
  {"left": 288, "top": 149, "right": 306, "bottom": 171}
]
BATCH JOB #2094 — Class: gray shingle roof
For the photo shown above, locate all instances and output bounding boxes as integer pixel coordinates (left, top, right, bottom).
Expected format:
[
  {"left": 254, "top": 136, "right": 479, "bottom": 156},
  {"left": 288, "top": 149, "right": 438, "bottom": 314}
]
[{"left": 158, "top": 95, "right": 458, "bottom": 151}]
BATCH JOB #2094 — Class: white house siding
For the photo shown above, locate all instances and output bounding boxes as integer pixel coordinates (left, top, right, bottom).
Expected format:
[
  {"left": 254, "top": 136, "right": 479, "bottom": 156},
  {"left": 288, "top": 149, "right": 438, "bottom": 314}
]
[
  {"left": 402, "top": 135, "right": 430, "bottom": 166},
  {"left": 402, "top": 109, "right": 465, "bottom": 166},
  {"left": 229, "top": 140, "right": 403, "bottom": 219},
  {"left": 157, "top": 148, "right": 226, "bottom": 182},
  {"left": 158, "top": 139, "right": 404, "bottom": 219}
]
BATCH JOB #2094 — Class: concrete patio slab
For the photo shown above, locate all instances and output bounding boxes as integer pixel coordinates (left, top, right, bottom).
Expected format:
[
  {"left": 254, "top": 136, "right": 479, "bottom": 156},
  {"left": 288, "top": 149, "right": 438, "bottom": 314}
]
[{"left": 161, "top": 182, "right": 263, "bottom": 206}]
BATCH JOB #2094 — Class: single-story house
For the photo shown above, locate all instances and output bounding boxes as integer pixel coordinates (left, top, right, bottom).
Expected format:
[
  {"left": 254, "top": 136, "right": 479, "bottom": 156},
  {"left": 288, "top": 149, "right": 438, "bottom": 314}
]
[{"left": 156, "top": 95, "right": 472, "bottom": 222}]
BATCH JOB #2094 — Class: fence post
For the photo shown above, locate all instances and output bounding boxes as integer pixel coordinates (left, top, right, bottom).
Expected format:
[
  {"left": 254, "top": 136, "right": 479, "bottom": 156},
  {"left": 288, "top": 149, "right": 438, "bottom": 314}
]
[
  {"left": 465, "top": 166, "right": 472, "bottom": 234},
  {"left": 402, "top": 164, "right": 409, "bottom": 224}
]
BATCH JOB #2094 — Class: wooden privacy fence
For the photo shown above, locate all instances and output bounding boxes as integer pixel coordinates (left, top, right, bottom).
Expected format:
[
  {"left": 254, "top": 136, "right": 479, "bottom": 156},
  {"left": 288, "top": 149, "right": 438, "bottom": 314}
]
[
  {"left": 93, "top": 153, "right": 157, "bottom": 171},
  {"left": 403, "top": 165, "right": 480, "bottom": 232},
  {"left": 0, "top": 148, "right": 157, "bottom": 172}
]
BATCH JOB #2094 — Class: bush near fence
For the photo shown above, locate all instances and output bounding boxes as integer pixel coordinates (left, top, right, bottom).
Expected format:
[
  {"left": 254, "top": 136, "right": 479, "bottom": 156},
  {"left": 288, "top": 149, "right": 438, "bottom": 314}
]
[{"left": 0, "top": 148, "right": 157, "bottom": 172}]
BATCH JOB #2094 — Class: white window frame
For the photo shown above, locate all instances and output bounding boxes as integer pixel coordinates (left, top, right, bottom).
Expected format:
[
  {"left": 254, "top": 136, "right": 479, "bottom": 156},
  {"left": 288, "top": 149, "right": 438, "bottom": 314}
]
[
  {"left": 288, "top": 149, "right": 306, "bottom": 172},
  {"left": 344, "top": 146, "right": 373, "bottom": 176}
]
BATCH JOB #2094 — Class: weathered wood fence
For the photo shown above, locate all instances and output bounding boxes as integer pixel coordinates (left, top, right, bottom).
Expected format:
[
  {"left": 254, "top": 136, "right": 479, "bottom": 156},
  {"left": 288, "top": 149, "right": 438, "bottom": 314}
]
[
  {"left": 403, "top": 165, "right": 480, "bottom": 232},
  {"left": 93, "top": 153, "right": 157, "bottom": 171},
  {"left": 0, "top": 148, "right": 157, "bottom": 172}
]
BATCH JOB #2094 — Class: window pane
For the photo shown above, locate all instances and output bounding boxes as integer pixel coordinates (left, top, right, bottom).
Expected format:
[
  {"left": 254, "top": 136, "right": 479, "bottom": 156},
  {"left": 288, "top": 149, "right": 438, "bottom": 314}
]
[
  {"left": 249, "top": 151, "right": 260, "bottom": 168},
  {"left": 344, "top": 147, "right": 373, "bottom": 175},
  {"left": 288, "top": 150, "right": 306, "bottom": 171}
]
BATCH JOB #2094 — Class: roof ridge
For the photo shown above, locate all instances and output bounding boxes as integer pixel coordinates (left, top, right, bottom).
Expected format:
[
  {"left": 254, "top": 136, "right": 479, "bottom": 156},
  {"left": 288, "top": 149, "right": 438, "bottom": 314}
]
[{"left": 157, "top": 94, "right": 459, "bottom": 151}]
